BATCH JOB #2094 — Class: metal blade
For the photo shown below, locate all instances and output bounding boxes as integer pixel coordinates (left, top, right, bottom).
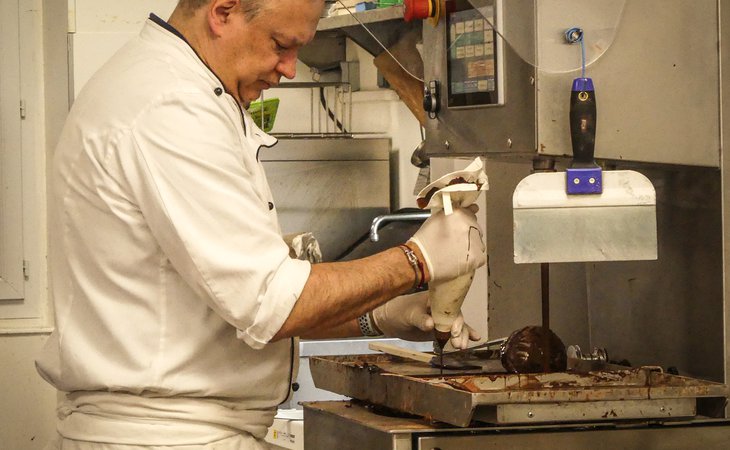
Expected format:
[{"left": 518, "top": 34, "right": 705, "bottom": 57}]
[{"left": 513, "top": 170, "right": 657, "bottom": 264}]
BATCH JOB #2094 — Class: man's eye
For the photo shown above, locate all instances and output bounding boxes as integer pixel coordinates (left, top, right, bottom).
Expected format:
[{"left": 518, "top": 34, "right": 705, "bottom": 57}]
[{"left": 274, "top": 40, "right": 287, "bottom": 52}]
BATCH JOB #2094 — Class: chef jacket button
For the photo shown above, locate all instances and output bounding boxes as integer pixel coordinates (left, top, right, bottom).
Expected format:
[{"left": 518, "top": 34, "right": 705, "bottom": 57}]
[
  {"left": 214, "top": 87, "right": 223, "bottom": 96},
  {"left": 292, "top": 382, "right": 300, "bottom": 392},
  {"left": 268, "top": 202, "right": 274, "bottom": 210}
]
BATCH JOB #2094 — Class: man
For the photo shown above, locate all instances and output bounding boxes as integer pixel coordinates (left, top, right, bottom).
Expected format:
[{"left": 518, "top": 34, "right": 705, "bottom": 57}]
[{"left": 36, "top": 0, "right": 485, "bottom": 448}]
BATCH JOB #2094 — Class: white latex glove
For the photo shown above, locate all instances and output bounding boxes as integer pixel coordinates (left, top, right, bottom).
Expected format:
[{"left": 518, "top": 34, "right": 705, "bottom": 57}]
[
  {"left": 446, "top": 313, "right": 481, "bottom": 350},
  {"left": 372, "top": 291, "right": 481, "bottom": 348},
  {"left": 372, "top": 291, "right": 434, "bottom": 342},
  {"left": 409, "top": 206, "right": 486, "bottom": 282}
]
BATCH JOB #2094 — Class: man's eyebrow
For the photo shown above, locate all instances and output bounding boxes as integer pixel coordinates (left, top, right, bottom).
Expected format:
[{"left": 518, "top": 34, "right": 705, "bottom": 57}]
[{"left": 273, "top": 32, "right": 305, "bottom": 47}]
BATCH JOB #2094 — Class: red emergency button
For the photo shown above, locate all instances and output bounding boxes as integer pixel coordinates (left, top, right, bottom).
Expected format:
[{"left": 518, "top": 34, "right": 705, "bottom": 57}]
[{"left": 404, "top": 0, "right": 434, "bottom": 21}]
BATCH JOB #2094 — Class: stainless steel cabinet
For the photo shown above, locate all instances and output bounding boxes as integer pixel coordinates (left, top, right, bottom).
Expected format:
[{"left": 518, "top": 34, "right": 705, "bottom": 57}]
[{"left": 260, "top": 137, "right": 391, "bottom": 261}]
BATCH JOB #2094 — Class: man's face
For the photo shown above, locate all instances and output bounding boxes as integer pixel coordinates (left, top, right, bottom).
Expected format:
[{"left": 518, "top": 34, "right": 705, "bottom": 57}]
[{"left": 212, "top": 0, "right": 323, "bottom": 107}]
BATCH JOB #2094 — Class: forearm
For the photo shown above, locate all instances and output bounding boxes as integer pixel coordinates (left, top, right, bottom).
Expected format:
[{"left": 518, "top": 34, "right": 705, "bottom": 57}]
[
  {"left": 272, "top": 246, "right": 425, "bottom": 341},
  {"left": 299, "top": 319, "right": 361, "bottom": 339}
]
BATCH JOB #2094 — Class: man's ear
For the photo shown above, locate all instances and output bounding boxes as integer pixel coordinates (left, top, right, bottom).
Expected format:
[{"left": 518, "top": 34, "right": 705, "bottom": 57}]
[{"left": 207, "top": 0, "right": 240, "bottom": 37}]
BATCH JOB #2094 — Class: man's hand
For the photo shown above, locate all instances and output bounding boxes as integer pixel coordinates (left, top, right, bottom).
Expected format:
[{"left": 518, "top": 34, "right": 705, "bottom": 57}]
[
  {"left": 446, "top": 313, "right": 480, "bottom": 350},
  {"left": 409, "top": 206, "right": 485, "bottom": 283},
  {"left": 372, "top": 291, "right": 433, "bottom": 341},
  {"left": 372, "top": 291, "right": 480, "bottom": 349}
]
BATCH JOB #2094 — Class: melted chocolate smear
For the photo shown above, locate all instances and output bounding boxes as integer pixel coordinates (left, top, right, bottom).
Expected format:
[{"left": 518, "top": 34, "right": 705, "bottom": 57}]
[
  {"left": 500, "top": 326, "right": 567, "bottom": 374},
  {"left": 417, "top": 177, "right": 476, "bottom": 209}
]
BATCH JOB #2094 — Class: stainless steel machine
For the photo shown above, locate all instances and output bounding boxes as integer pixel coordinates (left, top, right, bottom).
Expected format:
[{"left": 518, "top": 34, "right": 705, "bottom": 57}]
[{"left": 298, "top": 0, "right": 730, "bottom": 448}]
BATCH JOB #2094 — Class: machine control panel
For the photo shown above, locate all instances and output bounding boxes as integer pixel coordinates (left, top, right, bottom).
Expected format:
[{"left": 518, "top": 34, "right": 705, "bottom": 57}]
[{"left": 446, "top": 0, "right": 503, "bottom": 108}]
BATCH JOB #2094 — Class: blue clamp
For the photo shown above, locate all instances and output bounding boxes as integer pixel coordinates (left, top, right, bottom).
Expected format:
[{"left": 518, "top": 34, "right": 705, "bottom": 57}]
[{"left": 566, "top": 167, "right": 602, "bottom": 195}]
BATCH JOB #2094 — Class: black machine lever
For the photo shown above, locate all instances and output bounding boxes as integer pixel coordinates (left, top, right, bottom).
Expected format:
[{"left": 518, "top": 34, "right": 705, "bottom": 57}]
[
  {"left": 564, "top": 27, "right": 602, "bottom": 195},
  {"left": 569, "top": 77, "right": 597, "bottom": 168}
]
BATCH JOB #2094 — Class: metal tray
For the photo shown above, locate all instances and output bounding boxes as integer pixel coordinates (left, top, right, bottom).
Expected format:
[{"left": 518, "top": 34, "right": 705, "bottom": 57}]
[{"left": 309, "top": 354, "right": 729, "bottom": 427}]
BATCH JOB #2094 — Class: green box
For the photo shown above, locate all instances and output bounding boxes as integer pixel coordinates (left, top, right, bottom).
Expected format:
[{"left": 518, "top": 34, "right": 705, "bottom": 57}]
[
  {"left": 377, "top": 0, "right": 403, "bottom": 7},
  {"left": 247, "top": 98, "right": 280, "bottom": 133}
]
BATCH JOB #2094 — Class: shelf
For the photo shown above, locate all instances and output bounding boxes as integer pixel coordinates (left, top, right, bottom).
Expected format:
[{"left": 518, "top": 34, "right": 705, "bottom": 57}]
[
  {"left": 317, "top": 6, "right": 406, "bottom": 31},
  {"left": 299, "top": 6, "right": 420, "bottom": 71}
]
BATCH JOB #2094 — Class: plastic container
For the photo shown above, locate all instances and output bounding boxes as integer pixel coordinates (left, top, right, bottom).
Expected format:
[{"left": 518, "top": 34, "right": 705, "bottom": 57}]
[{"left": 247, "top": 98, "right": 279, "bottom": 133}]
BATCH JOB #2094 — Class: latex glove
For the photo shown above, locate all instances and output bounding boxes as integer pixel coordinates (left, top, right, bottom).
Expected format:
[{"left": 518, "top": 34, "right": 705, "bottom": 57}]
[
  {"left": 409, "top": 206, "right": 486, "bottom": 283},
  {"left": 372, "top": 292, "right": 481, "bottom": 348},
  {"left": 446, "top": 312, "right": 481, "bottom": 350},
  {"left": 372, "top": 291, "right": 434, "bottom": 342}
]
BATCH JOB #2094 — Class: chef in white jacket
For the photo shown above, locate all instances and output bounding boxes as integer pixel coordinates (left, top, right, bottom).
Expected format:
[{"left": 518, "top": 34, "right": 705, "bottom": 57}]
[{"left": 36, "top": 0, "right": 486, "bottom": 448}]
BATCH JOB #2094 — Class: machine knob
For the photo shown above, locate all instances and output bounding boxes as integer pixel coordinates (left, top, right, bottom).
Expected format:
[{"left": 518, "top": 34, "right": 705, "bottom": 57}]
[
  {"left": 404, "top": 0, "right": 434, "bottom": 22},
  {"left": 423, "top": 80, "right": 440, "bottom": 119},
  {"left": 423, "top": 86, "right": 436, "bottom": 112}
]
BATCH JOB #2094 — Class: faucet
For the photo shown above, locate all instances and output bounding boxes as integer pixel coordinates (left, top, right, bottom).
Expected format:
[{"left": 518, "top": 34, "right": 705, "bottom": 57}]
[{"left": 369, "top": 212, "right": 431, "bottom": 242}]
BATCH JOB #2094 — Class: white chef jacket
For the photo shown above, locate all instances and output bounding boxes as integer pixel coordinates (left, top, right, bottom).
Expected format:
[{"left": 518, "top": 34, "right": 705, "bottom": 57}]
[{"left": 36, "top": 14, "right": 311, "bottom": 446}]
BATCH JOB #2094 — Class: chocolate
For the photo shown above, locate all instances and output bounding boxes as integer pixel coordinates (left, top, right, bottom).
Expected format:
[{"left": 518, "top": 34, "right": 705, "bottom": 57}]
[
  {"left": 500, "top": 326, "right": 568, "bottom": 373},
  {"left": 433, "top": 330, "right": 451, "bottom": 375},
  {"left": 417, "top": 176, "right": 475, "bottom": 209},
  {"left": 434, "top": 330, "right": 451, "bottom": 350}
]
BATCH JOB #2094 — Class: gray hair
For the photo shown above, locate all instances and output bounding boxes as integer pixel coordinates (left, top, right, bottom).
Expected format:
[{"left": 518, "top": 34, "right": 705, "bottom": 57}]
[{"left": 176, "top": 0, "right": 265, "bottom": 19}]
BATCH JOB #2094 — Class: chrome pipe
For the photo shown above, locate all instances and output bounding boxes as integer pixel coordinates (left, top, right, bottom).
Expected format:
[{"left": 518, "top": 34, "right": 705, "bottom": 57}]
[{"left": 369, "top": 212, "right": 431, "bottom": 242}]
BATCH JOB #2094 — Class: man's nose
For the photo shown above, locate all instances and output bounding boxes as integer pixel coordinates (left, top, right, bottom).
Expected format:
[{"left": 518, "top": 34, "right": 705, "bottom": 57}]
[{"left": 277, "top": 51, "right": 298, "bottom": 80}]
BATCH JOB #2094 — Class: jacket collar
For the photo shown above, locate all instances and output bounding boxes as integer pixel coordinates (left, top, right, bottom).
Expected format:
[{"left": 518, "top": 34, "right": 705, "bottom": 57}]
[
  {"left": 144, "top": 14, "right": 277, "bottom": 148},
  {"left": 144, "top": 13, "right": 226, "bottom": 99}
]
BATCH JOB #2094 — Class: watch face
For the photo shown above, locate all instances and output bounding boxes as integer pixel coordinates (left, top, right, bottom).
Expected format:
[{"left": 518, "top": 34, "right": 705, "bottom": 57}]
[{"left": 447, "top": 0, "right": 500, "bottom": 108}]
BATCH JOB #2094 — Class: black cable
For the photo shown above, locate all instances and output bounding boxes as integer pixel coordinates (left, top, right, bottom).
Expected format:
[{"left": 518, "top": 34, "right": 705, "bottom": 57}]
[{"left": 319, "top": 87, "right": 347, "bottom": 132}]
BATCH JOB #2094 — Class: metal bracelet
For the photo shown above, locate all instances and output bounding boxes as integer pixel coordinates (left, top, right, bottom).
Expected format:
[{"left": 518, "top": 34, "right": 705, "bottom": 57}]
[
  {"left": 398, "top": 244, "right": 421, "bottom": 289},
  {"left": 358, "top": 312, "right": 382, "bottom": 337}
]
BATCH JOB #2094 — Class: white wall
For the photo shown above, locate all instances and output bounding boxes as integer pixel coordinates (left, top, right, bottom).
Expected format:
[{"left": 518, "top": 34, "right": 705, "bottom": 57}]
[
  {"left": 69, "top": 0, "right": 177, "bottom": 97},
  {"left": 0, "top": 0, "right": 67, "bottom": 447},
  {"left": 0, "top": 335, "right": 57, "bottom": 449}
]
